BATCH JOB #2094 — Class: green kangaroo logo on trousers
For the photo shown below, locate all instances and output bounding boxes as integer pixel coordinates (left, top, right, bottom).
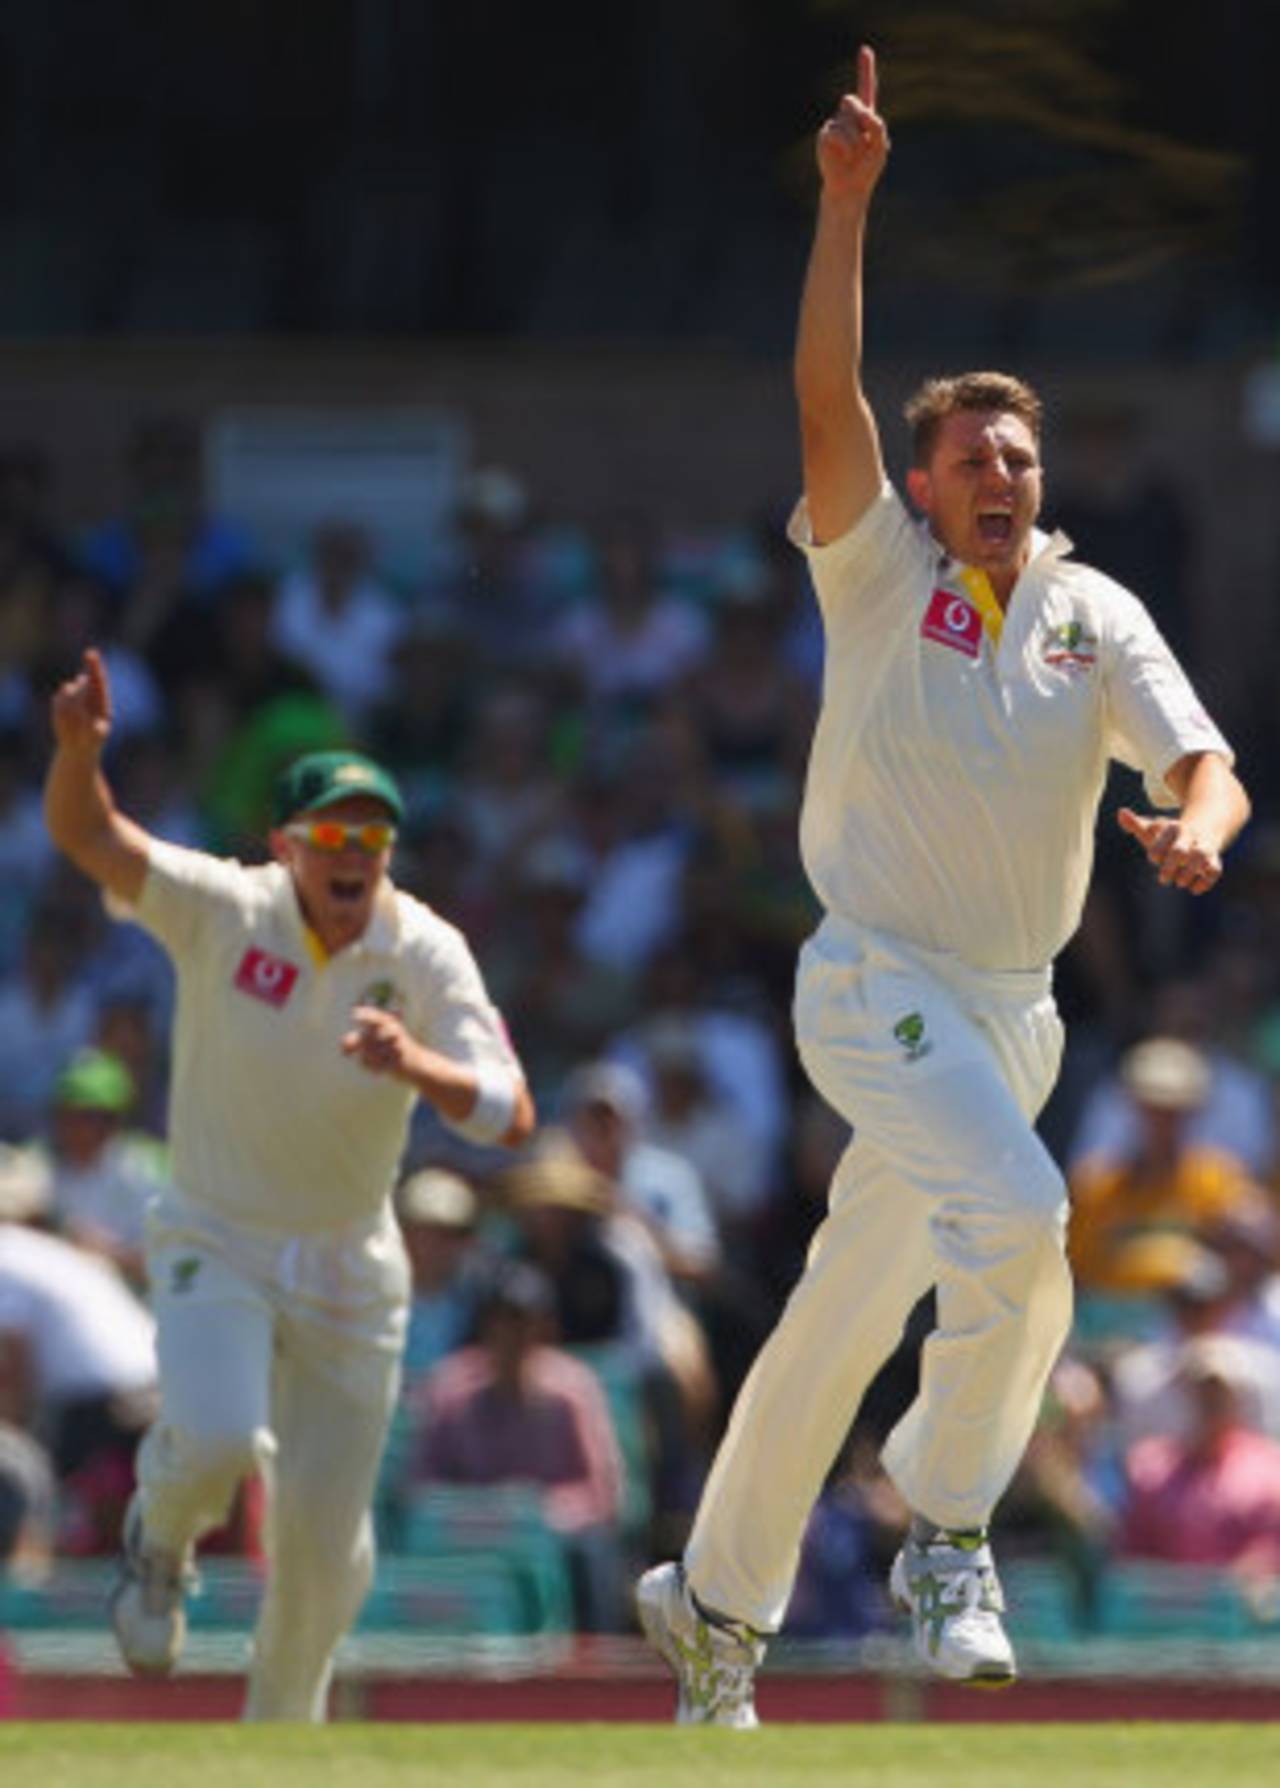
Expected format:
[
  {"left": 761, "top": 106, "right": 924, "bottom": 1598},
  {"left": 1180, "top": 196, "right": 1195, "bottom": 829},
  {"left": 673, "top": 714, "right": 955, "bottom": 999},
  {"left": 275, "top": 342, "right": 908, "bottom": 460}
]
[{"left": 893, "top": 1011, "right": 932, "bottom": 1062}]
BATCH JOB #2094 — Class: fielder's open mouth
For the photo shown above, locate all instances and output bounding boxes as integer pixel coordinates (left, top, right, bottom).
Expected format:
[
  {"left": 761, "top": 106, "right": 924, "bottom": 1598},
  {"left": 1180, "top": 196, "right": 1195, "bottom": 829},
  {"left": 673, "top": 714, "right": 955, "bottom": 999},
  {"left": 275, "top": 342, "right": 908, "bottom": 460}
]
[
  {"left": 977, "top": 512, "right": 1013, "bottom": 544},
  {"left": 330, "top": 878, "right": 366, "bottom": 902}
]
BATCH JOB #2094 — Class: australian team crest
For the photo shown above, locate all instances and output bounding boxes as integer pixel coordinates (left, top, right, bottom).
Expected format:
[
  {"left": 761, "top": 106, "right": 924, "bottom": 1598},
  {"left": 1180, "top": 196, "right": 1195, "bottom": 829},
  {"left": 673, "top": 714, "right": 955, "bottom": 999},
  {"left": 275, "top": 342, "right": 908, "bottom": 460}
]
[
  {"left": 358, "top": 978, "right": 406, "bottom": 1017},
  {"left": 893, "top": 1011, "right": 932, "bottom": 1063},
  {"left": 1042, "top": 619, "right": 1098, "bottom": 672}
]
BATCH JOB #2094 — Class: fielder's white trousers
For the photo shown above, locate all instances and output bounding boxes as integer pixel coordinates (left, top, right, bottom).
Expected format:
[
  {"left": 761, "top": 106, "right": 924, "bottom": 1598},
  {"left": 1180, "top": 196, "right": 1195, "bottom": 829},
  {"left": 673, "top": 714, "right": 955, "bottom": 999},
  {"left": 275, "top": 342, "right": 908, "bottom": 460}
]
[
  {"left": 685, "top": 916, "right": 1073, "bottom": 1633},
  {"left": 136, "top": 1197, "right": 408, "bottom": 1721}
]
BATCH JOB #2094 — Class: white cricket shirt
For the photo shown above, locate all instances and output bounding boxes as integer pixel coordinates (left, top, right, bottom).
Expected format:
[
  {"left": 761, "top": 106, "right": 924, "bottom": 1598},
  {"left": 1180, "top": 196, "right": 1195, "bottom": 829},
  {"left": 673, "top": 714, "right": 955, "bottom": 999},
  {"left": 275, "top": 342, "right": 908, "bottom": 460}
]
[
  {"left": 112, "top": 845, "right": 517, "bottom": 1232},
  {"left": 790, "top": 483, "right": 1232, "bottom": 973}
]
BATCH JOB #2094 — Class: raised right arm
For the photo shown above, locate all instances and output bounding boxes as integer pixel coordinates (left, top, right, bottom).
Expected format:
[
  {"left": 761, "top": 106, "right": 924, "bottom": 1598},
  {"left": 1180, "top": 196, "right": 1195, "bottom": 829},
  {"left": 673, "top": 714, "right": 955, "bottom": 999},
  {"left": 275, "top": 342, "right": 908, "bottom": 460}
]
[
  {"left": 43, "top": 648, "right": 153, "bottom": 905},
  {"left": 795, "top": 44, "right": 891, "bottom": 546}
]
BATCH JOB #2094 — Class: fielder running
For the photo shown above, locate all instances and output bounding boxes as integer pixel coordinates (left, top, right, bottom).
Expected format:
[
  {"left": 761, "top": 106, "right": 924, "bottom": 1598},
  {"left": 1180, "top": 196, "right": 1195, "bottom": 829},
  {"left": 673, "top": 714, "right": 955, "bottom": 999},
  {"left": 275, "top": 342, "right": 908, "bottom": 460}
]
[
  {"left": 637, "top": 45, "right": 1250, "bottom": 1723},
  {"left": 45, "top": 648, "right": 535, "bottom": 1720}
]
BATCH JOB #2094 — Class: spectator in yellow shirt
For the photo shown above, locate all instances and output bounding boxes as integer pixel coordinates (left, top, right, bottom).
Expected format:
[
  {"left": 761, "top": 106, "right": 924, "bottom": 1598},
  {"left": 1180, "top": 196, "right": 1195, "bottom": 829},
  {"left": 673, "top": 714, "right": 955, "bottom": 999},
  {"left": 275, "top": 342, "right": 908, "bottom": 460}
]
[{"left": 1070, "top": 1038, "right": 1259, "bottom": 1293}]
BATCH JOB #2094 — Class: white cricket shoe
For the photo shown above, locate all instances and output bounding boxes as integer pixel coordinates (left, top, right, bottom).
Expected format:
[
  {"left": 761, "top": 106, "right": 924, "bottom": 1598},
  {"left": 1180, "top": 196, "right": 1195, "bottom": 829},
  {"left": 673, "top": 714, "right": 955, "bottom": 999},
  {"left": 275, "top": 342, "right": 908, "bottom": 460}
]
[
  {"left": 636, "top": 1562, "right": 764, "bottom": 1728},
  {"left": 889, "top": 1533, "right": 1016, "bottom": 1687},
  {"left": 108, "top": 1496, "right": 196, "bottom": 1678}
]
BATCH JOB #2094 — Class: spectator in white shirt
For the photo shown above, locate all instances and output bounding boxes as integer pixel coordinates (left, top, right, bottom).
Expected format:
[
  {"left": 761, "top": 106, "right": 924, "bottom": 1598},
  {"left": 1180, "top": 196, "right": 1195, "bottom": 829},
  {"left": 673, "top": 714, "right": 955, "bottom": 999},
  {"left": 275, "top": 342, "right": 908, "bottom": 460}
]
[
  {"left": 561, "top": 1060, "right": 720, "bottom": 1284},
  {"left": 271, "top": 521, "right": 404, "bottom": 725},
  {"left": 0, "top": 1191, "right": 156, "bottom": 1479},
  {"left": 43, "top": 1048, "right": 173, "bottom": 1289},
  {"left": 639, "top": 1017, "right": 774, "bottom": 1242},
  {"left": 553, "top": 511, "right": 709, "bottom": 712}
]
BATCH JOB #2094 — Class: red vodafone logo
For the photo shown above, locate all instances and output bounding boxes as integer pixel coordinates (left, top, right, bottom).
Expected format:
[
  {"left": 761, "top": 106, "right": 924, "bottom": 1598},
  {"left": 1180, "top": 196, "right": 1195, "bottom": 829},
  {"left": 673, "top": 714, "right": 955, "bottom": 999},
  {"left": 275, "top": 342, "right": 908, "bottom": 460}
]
[
  {"left": 233, "top": 947, "right": 300, "bottom": 1009},
  {"left": 943, "top": 598, "right": 971, "bottom": 632},
  {"left": 920, "top": 588, "right": 982, "bottom": 660}
]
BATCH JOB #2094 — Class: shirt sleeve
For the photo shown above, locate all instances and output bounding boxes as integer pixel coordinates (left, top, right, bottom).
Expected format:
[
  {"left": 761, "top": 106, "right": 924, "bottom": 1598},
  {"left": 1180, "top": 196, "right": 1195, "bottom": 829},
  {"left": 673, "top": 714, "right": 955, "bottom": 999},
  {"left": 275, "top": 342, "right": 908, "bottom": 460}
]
[
  {"left": 1101, "top": 585, "right": 1234, "bottom": 809},
  {"left": 104, "top": 840, "right": 254, "bottom": 961},
  {"left": 787, "top": 481, "right": 933, "bottom": 649},
  {"left": 415, "top": 920, "right": 523, "bottom": 1079}
]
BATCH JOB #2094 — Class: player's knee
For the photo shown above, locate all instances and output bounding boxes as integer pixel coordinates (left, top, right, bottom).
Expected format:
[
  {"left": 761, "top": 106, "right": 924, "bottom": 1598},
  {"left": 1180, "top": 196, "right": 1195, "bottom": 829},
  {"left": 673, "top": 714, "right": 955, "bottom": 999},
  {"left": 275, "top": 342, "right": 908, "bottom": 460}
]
[
  {"left": 172, "top": 1420, "right": 272, "bottom": 1499},
  {"left": 1023, "top": 1175, "right": 1069, "bottom": 1245},
  {"left": 998, "top": 1198, "right": 1069, "bottom": 1279},
  {"left": 991, "top": 1153, "right": 1069, "bottom": 1246},
  {"left": 936, "top": 1160, "right": 1068, "bottom": 1264}
]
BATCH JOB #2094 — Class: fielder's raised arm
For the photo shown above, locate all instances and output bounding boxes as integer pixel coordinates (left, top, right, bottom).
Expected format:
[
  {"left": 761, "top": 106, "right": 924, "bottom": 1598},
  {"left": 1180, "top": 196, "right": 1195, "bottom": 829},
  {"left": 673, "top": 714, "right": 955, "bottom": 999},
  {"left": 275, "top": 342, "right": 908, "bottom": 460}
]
[
  {"left": 44, "top": 648, "right": 151, "bottom": 905},
  {"left": 795, "top": 43, "right": 890, "bottom": 546}
]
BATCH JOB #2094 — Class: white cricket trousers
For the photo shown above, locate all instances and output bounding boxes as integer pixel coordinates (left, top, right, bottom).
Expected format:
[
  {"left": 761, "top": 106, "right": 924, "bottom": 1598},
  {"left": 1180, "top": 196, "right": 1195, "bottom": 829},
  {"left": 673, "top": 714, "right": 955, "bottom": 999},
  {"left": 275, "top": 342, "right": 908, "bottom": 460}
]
[
  {"left": 136, "top": 1197, "right": 409, "bottom": 1720},
  {"left": 685, "top": 916, "right": 1073, "bottom": 1633}
]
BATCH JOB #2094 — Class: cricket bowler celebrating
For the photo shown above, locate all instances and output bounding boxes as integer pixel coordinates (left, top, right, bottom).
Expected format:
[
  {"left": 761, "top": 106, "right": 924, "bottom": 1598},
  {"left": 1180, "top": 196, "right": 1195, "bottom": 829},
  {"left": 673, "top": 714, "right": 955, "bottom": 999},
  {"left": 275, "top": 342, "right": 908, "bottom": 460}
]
[
  {"left": 45, "top": 647, "right": 535, "bottom": 1720},
  {"left": 637, "top": 45, "right": 1250, "bottom": 1723}
]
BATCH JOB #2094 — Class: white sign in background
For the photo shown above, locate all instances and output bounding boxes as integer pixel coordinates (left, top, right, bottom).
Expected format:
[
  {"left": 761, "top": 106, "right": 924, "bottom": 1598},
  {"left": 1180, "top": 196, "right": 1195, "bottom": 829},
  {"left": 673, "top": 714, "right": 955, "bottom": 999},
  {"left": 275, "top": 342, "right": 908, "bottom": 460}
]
[{"left": 206, "top": 407, "right": 471, "bottom": 587}]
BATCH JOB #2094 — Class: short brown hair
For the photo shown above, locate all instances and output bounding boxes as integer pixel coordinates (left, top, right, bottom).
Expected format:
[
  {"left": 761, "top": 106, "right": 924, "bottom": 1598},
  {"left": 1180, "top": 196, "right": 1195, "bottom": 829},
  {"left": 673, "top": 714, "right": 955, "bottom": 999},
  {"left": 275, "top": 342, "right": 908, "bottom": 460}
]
[{"left": 904, "top": 371, "right": 1044, "bottom": 467}]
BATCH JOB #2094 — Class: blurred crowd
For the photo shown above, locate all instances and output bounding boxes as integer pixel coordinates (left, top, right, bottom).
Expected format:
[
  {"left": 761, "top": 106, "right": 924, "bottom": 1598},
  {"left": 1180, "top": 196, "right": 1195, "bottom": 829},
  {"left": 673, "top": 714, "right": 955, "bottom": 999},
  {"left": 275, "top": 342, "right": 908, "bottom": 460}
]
[{"left": 3, "top": 412, "right": 1280, "bottom": 1640}]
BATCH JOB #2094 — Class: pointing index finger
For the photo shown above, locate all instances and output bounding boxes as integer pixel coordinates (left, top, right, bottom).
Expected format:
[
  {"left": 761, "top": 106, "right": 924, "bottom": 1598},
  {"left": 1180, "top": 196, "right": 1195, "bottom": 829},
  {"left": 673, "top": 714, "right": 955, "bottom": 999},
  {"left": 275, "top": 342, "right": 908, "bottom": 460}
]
[
  {"left": 857, "top": 44, "right": 877, "bottom": 112},
  {"left": 84, "top": 646, "right": 111, "bottom": 710}
]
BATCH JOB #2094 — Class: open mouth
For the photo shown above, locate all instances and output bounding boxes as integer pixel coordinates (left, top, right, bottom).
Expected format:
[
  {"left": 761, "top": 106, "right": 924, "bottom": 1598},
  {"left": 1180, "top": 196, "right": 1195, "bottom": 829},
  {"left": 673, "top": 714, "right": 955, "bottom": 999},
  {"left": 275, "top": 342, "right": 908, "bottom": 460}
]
[
  {"left": 977, "top": 511, "right": 1013, "bottom": 546},
  {"left": 329, "top": 877, "right": 367, "bottom": 903}
]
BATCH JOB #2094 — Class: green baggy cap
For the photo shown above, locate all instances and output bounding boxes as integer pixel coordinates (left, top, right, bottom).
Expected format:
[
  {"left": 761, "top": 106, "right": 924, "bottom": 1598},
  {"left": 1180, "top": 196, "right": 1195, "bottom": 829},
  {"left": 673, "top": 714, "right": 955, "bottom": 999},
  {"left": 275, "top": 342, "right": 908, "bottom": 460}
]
[
  {"left": 54, "top": 1048, "right": 135, "bottom": 1115},
  {"left": 271, "top": 751, "right": 404, "bottom": 827}
]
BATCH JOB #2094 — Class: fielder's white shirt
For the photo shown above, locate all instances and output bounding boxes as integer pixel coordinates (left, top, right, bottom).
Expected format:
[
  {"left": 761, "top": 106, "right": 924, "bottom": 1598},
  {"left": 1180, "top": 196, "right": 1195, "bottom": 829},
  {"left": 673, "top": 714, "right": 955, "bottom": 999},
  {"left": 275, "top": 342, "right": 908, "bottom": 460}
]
[
  {"left": 790, "top": 484, "right": 1232, "bottom": 973},
  {"left": 113, "top": 844, "right": 517, "bottom": 1233}
]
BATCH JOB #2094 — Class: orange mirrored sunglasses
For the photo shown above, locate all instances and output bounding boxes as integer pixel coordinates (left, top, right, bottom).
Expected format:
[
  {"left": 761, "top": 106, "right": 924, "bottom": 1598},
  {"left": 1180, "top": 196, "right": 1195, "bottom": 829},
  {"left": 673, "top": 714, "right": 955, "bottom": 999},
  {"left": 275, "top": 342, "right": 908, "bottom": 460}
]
[{"left": 285, "top": 819, "right": 397, "bottom": 855}]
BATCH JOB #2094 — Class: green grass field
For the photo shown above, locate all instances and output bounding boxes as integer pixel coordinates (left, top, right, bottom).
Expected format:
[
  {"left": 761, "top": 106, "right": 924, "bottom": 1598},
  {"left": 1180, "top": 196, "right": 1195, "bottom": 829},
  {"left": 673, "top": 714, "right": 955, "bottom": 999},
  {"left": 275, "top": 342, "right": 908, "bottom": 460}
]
[{"left": 1, "top": 1724, "right": 1279, "bottom": 1787}]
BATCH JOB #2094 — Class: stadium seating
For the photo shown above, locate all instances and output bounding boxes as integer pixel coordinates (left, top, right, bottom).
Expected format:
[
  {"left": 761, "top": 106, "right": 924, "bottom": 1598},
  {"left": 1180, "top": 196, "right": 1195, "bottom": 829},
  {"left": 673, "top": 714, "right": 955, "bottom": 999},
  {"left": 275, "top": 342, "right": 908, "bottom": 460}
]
[
  {"left": 566, "top": 1342, "right": 653, "bottom": 1548},
  {"left": 1002, "top": 1558, "right": 1280, "bottom": 1642},
  {"left": 398, "top": 1484, "right": 575, "bottom": 1634}
]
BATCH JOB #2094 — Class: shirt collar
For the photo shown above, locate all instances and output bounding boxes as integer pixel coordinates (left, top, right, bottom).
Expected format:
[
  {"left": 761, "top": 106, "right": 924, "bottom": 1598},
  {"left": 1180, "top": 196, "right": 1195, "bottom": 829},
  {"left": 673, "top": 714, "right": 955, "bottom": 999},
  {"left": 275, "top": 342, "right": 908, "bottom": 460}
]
[
  {"left": 928, "top": 522, "right": 1075, "bottom": 578},
  {"left": 1032, "top": 525, "right": 1074, "bottom": 564}
]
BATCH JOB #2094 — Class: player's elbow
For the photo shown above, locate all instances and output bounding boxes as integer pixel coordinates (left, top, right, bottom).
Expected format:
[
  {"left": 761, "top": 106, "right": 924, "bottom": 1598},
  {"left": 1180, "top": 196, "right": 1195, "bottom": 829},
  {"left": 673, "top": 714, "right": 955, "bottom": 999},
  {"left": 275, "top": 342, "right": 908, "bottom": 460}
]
[
  {"left": 1170, "top": 750, "right": 1252, "bottom": 842},
  {"left": 50, "top": 816, "right": 149, "bottom": 906},
  {"left": 43, "top": 803, "right": 106, "bottom": 883},
  {"left": 501, "top": 1083, "right": 537, "bottom": 1149},
  {"left": 797, "top": 395, "right": 852, "bottom": 454},
  {"left": 1234, "top": 772, "right": 1253, "bottom": 831}
]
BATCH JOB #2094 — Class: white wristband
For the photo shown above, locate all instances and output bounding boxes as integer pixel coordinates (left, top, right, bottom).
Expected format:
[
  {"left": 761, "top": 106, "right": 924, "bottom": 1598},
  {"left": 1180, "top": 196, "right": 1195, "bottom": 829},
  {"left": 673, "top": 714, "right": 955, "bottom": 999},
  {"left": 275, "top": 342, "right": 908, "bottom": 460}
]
[{"left": 451, "top": 1061, "right": 518, "bottom": 1145}]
